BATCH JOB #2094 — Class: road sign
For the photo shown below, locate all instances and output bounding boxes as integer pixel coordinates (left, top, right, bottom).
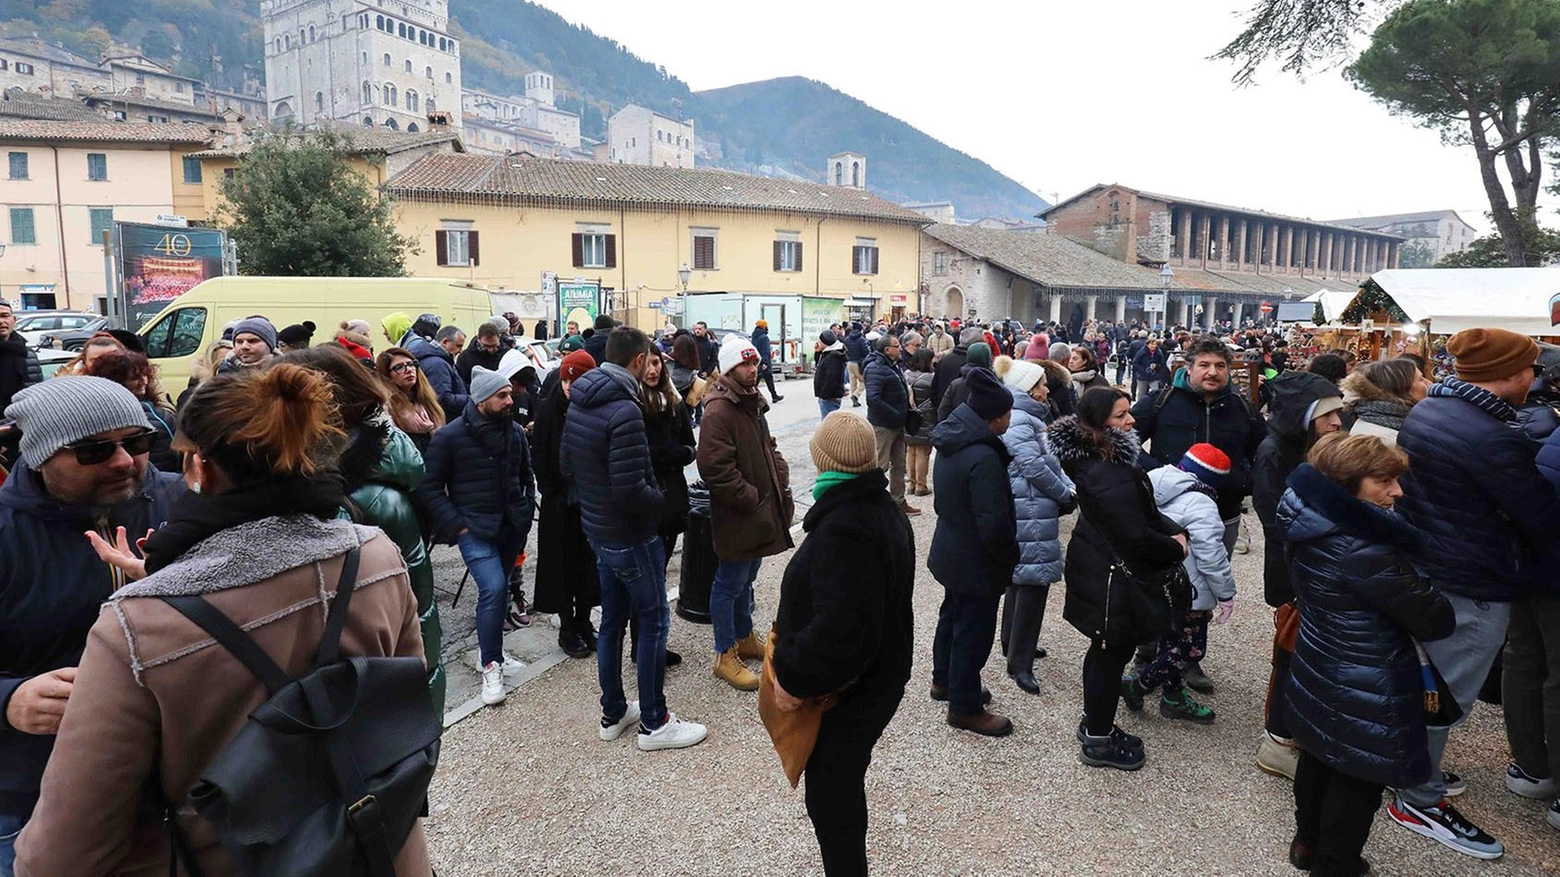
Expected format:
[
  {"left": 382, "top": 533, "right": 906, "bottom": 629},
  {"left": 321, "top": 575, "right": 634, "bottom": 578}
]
[
  {"left": 1260, "top": 301, "right": 1274, "bottom": 314},
  {"left": 1143, "top": 293, "right": 1166, "bottom": 313}
]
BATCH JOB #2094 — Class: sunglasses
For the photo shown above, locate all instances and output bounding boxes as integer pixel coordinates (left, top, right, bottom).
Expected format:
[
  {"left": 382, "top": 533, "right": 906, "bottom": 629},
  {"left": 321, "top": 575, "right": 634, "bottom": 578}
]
[
  {"left": 63, "top": 429, "right": 157, "bottom": 466},
  {"left": 390, "top": 361, "right": 420, "bottom": 373}
]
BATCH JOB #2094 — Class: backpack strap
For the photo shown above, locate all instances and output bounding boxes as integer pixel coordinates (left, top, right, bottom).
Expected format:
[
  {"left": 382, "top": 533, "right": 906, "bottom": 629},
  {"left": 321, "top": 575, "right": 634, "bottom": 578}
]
[
  {"left": 316, "top": 547, "right": 362, "bottom": 667},
  {"left": 161, "top": 595, "right": 292, "bottom": 696}
]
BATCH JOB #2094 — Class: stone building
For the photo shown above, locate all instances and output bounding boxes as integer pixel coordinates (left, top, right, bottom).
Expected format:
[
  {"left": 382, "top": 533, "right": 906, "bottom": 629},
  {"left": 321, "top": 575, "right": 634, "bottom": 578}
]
[
  {"left": 261, "top": 0, "right": 463, "bottom": 131},
  {"left": 0, "top": 37, "right": 106, "bottom": 97},
  {"left": 606, "top": 104, "right": 694, "bottom": 167},
  {"left": 1041, "top": 183, "right": 1404, "bottom": 320},
  {"left": 461, "top": 74, "right": 583, "bottom": 155},
  {"left": 1324, "top": 210, "right": 1478, "bottom": 267},
  {"left": 827, "top": 151, "right": 866, "bottom": 189}
]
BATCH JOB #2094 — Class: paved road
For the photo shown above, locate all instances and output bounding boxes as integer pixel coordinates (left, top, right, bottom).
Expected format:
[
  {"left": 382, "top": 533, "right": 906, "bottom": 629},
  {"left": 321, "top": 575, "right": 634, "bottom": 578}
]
[{"left": 422, "top": 379, "right": 1560, "bottom": 875}]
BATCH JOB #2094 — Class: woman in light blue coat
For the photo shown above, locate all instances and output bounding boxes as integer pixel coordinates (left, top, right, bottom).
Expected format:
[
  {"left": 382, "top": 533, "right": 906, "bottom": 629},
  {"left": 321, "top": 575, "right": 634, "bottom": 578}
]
[{"left": 995, "top": 356, "right": 1076, "bottom": 695}]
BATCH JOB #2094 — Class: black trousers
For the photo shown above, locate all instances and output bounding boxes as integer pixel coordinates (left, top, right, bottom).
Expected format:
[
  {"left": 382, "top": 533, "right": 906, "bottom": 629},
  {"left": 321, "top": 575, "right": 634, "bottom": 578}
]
[
  {"left": 761, "top": 366, "right": 780, "bottom": 400},
  {"left": 1293, "top": 749, "right": 1383, "bottom": 876},
  {"left": 1001, "top": 585, "right": 1049, "bottom": 675},
  {"left": 805, "top": 686, "right": 905, "bottom": 877},
  {"left": 1082, "top": 637, "right": 1135, "bottom": 736},
  {"left": 931, "top": 591, "right": 1001, "bottom": 716},
  {"left": 1267, "top": 634, "right": 1295, "bottom": 739}
]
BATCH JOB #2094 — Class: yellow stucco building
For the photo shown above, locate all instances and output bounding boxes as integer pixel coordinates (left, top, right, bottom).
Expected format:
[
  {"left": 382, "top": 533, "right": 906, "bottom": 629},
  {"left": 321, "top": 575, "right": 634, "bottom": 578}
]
[{"left": 384, "top": 153, "right": 929, "bottom": 332}]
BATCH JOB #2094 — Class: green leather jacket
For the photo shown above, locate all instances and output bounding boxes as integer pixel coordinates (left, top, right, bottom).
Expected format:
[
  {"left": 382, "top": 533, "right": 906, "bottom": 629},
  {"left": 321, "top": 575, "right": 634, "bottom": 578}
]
[{"left": 343, "top": 425, "right": 446, "bottom": 712}]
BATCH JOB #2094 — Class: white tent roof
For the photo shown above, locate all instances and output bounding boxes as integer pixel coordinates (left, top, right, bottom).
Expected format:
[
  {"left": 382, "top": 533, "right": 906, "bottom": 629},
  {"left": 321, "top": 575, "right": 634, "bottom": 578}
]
[
  {"left": 1351, "top": 268, "right": 1560, "bottom": 336},
  {"left": 1300, "top": 289, "right": 1359, "bottom": 323}
]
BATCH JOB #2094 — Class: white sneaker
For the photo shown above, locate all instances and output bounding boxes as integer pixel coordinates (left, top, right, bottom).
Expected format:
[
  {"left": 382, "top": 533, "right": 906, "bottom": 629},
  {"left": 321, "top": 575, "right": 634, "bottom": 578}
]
[
  {"left": 480, "top": 661, "right": 506, "bottom": 706},
  {"left": 1506, "top": 763, "right": 1559, "bottom": 800},
  {"left": 599, "top": 700, "right": 641, "bottom": 742},
  {"left": 637, "top": 712, "right": 708, "bottom": 751},
  {"left": 500, "top": 651, "right": 526, "bottom": 678}
]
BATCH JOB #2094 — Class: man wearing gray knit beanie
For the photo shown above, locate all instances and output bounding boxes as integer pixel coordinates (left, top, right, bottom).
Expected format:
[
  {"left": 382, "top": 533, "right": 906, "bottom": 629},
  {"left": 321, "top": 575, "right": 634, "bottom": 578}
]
[
  {"left": 218, "top": 317, "right": 277, "bottom": 374},
  {"left": 0, "top": 377, "right": 183, "bottom": 848}
]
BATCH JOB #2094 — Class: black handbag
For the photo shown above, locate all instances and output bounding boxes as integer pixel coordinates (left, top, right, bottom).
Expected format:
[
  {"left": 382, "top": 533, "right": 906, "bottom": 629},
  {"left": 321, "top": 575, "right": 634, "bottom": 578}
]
[
  {"left": 1123, "top": 561, "right": 1193, "bottom": 639},
  {"left": 160, "top": 547, "right": 441, "bottom": 877}
]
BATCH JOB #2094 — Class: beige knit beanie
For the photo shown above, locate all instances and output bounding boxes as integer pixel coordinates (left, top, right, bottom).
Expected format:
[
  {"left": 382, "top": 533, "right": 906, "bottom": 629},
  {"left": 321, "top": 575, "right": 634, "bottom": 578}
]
[{"left": 810, "top": 412, "right": 878, "bottom": 474}]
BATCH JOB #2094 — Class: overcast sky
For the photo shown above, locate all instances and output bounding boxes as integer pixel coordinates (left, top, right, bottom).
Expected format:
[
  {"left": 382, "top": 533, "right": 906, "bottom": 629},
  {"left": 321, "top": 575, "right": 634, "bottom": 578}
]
[{"left": 529, "top": 0, "right": 1560, "bottom": 234}]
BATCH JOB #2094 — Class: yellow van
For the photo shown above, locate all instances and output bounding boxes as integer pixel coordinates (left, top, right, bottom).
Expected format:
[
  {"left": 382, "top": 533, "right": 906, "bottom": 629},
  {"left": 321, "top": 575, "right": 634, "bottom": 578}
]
[{"left": 137, "top": 276, "right": 508, "bottom": 390}]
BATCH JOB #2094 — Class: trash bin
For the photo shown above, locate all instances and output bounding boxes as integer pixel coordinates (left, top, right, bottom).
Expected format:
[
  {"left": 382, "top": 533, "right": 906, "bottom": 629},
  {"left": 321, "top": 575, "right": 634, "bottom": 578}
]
[{"left": 676, "top": 481, "right": 716, "bottom": 624}]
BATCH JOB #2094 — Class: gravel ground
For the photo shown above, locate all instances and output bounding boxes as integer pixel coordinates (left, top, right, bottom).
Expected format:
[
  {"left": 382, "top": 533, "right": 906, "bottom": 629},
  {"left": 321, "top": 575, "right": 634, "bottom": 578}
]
[{"left": 422, "top": 385, "right": 1559, "bottom": 875}]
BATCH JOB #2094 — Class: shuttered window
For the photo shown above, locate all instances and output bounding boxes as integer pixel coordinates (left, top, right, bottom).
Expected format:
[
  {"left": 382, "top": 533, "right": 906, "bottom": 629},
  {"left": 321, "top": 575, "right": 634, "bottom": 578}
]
[
  {"left": 572, "top": 232, "right": 615, "bottom": 269},
  {"left": 86, "top": 153, "right": 108, "bottom": 181},
  {"left": 435, "top": 229, "right": 479, "bottom": 266},
  {"left": 10, "top": 208, "right": 36, "bottom": 245},
  {"left": 691, "top": 228, "right": 717, "bottom": 270},
  {"left": 852, "top": 244, "right": 879, "bottom": 275},
  {"left": 774, "top": 240, "right": 802, "bottom": 272}
]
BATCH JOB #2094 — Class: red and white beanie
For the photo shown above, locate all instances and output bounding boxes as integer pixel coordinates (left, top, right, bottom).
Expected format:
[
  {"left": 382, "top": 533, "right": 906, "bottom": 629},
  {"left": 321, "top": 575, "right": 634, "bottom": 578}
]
[{"left": 1180, "top": 443, "right": 1232, "bottom": 489}]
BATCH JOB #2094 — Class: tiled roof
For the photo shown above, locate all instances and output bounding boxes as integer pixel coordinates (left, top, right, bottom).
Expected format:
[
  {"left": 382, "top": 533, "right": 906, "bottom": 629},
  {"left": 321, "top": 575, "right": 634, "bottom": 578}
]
[
  {"left": 1043, "top": 183, "right": 1406, "bottom": 239},
  {"left": 386, "top": 154, "right": 932, "bottom": 224},
  {"left": 0, "top": 37, "right": 98, "bottom": 68},
  {"left": 84, "top": 92, "right": 222, "bottom": 118},
  {"left": 0, "top": 91, "right": 106, "bottom": 122},
  {"left": 0, "top": 119, "right": 213, "bottom": 144},
  {"left": 924, "top": 224, "right": 1169, "bottom": 290},
  {"left": 1324, "top": 210, "right": 1474, "bottom": 230},
  {"left": 186, "top": 125, "right": 463, "bottom": 158}
]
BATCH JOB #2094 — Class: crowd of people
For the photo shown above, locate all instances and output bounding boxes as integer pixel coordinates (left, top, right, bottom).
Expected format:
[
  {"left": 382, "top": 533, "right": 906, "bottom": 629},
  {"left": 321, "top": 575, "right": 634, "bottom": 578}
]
[{"left": 2, "top": 294, "right": 1560, "bottom": 877}]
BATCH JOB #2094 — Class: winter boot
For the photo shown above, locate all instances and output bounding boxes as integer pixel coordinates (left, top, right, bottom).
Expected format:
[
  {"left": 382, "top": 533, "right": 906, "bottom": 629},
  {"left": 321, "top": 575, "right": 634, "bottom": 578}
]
[
  {"left": 1159, "top": 688, "right": 1215, "bottom": 724},
  {"left": 735, "top": 630, "right": 766, "bottom": 661},
  {"left": 1120, "top": 676, "right": 1147, "bottom": 712},
  {"left": 1182, "top": 661, "right": 1215, "bottom": 694},
  {"left": 1080, "top": 731, "right": 1146, "bottom": 771},
  {"left": 713, "top": 646, "right": 759, "bottom": 691}
]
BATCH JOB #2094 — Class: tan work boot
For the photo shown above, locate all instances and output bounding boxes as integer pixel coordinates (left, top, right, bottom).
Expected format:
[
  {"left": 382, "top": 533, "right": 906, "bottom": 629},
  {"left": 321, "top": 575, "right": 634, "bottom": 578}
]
[
  {"left": 735, "top": 631, "right": 766, "bottom": 661},
  {"left": 713, "top": 647, "right": 759, "bottom": 691}
]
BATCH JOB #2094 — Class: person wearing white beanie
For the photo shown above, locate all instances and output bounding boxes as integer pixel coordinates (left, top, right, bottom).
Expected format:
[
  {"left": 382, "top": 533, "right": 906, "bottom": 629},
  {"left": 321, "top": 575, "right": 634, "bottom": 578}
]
[{"left": 718, "top": 333, "right": 760, "bottom": 376}]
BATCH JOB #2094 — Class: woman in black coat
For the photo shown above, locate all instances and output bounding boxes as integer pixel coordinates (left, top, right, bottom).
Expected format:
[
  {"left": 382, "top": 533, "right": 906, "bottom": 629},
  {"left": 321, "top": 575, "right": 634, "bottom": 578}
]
[
  {"left": 771, "top": 412, "right": 915, "bottom": 877},
  {"left": 1050, "top": 387, "right": 1187, "bottom": 771},
  {"left": 630, "top": 351, "right": 693, "bottom": 667},
  {"left": 1279, "top": 433, "right": 1455, "bottom": 876},
  {"left": 529, "top": 366, "right": 600, "bottom": 659}
]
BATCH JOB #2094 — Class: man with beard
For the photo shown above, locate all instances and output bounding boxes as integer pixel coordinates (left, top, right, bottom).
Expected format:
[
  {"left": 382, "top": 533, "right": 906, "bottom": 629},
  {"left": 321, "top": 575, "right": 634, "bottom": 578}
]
[
  {"left": 0, "top": 377, "right": 182, "bottom": 867},
  {"left": 418, "top": 366, "right": 535, "bottom": 710}
]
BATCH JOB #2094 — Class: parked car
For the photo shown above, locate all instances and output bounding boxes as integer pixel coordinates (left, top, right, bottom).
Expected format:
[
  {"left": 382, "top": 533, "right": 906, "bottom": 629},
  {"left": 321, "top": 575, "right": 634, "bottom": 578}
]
[
  {"left": 35, "top": 348, "right": 76, "bottom": 380},
  {"left": 14, "top": 311, "right": 105, "bottom": 347},
  {"left": 38, "top": 320, "right": 111, "bottom": 351}
]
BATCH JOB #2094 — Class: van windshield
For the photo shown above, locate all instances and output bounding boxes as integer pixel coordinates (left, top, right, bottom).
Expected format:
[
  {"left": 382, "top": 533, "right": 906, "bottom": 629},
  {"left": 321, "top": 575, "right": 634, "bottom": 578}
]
[{"left": 142, "top": 307, "right": 208, "bottom": 359}]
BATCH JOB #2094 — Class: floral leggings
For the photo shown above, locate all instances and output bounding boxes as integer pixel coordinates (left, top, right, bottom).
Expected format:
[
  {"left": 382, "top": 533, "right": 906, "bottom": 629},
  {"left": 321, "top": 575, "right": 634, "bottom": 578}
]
[{"left": 1137, "top": 610, "right": 1213, "bottom": 694}]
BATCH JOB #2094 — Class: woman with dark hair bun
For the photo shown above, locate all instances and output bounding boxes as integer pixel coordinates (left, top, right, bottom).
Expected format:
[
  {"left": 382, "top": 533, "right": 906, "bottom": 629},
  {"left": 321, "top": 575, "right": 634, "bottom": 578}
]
[
  {"left": 1049, "top": 386, "right": 1187, "bottom": 772},
  {"left": 19, "top": 364, "right": 433, "bottom": 875}
]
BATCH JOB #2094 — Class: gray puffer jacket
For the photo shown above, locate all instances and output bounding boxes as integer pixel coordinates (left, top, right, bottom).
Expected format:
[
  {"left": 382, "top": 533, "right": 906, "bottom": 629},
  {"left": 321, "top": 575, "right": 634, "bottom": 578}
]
[
  {"left": 1001, "top": 388, "right": 1074, "bottom": 586},
  {"left": 1149, "top": 467, "right": 1236, "bottom": 610}
]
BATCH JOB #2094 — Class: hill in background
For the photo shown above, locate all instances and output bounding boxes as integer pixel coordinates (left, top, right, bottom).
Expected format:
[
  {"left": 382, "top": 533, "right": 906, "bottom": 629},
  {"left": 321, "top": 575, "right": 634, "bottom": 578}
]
[{"left": 0, "top": 0, "right": 1047, "bottom": 219}]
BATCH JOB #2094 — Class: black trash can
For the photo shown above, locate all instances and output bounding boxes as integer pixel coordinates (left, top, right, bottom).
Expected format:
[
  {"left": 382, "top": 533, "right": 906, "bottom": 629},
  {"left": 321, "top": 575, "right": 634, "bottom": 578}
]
[{"left": 676, "top": 481, "right": 716, "bottom": 624}]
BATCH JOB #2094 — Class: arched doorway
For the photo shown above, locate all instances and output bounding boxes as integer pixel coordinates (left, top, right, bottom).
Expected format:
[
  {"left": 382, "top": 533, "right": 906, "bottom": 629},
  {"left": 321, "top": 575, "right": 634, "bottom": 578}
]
[{"left": 944, "top": 286, "right": 964, "bottom": 320}]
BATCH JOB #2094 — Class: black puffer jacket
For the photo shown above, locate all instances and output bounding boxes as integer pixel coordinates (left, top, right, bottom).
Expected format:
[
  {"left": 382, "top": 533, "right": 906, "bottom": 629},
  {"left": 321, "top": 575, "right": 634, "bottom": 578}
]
[
  {"left": 1398, "top": 377, "right": 1560, "bottom": 601},
  {"left": 416, "top": 401, "right": 535, "bottom": 545},
  {"left": 813, "top": 344, "right": 847, "bottom": 401},
  {"left": 1253, "top": 371, "right": 1342, "bottom": 607},
  {"left": 559, "top": 364, "right": 664, "bottom": 545},
  {"left": 930, "top": 344, "right": 968, "bottom": 410},
  {"left": 773, "top": 471, "right": 915, "bottom": 701},
  {"left": 927, "top": 404, "right": 1019, "bottom": 597},
  {"left": 1050, "top": 416, "right": 1186, "bottom": 646},
  {"left": 644, "top": 397, "right": 695, "bottom": 536},
  {"left": 1130, "top": 373, "right": 1265, "bottom": 520},
  {"left": 0, "top": 334, "right": 42, "bottom": 411},
  {"left": 1279, "top": 463, "right": 1455, "bottom": 788}
]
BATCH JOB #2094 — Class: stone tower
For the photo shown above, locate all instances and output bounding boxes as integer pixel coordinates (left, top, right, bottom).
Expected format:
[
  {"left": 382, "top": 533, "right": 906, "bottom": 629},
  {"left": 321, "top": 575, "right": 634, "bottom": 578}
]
[
  {"left": 261, "top": 0, "right": 462, "bottom": 131},
  {"left": 827, "top": 151, "right": 866, "bottom": 189}
]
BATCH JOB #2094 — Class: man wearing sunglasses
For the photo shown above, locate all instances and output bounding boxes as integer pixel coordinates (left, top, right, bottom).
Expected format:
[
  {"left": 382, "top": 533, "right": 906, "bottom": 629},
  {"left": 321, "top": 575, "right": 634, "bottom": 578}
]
[{"left": 0, "top": 376, "right": 182, "bottom": 872}]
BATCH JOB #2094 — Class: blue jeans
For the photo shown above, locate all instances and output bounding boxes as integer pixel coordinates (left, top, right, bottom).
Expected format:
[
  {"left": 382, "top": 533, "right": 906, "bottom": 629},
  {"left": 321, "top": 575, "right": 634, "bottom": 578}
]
[
  {"left": 0, "top": 811, "right": 22, "bottom": 877},
  {"left": 711, "top": 558, "right": 762, "bottom": 653},
  {"left": 592, "top": 536, "right": 670, "bottom": 730},
  {"left": 456, "top": 528, "right": 524, "bottom": 667},
  {"left": 818, "top": 398, "right": 841, "bottom": 419}
]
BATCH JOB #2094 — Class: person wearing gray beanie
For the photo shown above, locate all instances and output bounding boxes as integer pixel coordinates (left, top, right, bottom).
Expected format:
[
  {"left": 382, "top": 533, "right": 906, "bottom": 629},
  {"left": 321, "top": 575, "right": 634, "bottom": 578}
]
[
  {"left": 468, "top": 365, "right": 509, "bottom": 405},
  {"left": 225, "top": 317, "right": 277, "bottom": 373},
  {"left": 5, "top": 376, "right": 156, "bottom": 471}
]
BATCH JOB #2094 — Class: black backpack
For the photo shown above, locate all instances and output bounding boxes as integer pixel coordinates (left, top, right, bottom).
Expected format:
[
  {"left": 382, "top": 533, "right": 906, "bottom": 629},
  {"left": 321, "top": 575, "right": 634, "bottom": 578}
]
[{"left": 160, "top": 547, "right": 441, "bottom": 877}]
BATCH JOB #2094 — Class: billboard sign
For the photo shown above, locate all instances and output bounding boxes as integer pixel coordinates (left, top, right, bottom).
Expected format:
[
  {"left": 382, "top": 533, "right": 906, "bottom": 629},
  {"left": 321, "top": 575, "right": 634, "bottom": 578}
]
[
  {"left": 557, "top": 281, "right": 599, "bottom": 334},
  {"left": 115, "top": 221, "right": 228, "bottom": 331}
]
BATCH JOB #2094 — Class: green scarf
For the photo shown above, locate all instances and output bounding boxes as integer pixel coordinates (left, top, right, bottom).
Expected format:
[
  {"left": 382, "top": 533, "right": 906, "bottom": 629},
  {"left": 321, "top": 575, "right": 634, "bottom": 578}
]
[{"left": 812, "top": 470, "right": 863, "bottom": 501}]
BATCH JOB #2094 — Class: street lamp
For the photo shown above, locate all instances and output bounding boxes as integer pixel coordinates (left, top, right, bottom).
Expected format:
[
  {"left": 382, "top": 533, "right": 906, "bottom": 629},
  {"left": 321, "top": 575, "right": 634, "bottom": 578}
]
[
  {"left": 0, "top": 241, "right": 7, "bottom": 307},
  {"left": 1158, "top": 264, "right": 1173, "bottom": 329},
  {"left": 677, "top": 263, "right": 690, "bottom": 327}
]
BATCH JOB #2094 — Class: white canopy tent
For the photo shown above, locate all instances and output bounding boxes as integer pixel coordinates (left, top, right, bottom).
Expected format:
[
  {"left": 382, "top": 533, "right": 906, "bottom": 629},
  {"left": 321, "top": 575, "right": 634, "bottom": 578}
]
[
  {"left": 1350, "top": 268, "right": 1560, "bottom": 336},
  {"left": 1297, "top": 289, "right": 1360, "bottom": 324}
]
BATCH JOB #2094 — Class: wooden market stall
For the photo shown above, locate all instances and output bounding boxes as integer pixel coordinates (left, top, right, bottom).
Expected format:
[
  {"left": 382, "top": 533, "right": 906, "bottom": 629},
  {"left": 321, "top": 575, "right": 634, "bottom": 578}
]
[{"left": 1338, "top": 268, "right": 1560, "bottom": 368}]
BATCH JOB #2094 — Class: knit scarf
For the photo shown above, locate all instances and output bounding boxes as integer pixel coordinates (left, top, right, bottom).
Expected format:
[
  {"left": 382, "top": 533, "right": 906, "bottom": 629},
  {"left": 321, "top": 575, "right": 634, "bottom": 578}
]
[
  {"left": 1352, "top": 399, "right": 1410, "bottom": 433},
  {"left": 142, "top": 473, "right": 347, "bottom": 574},
  {"left": 1430, "top": 377, "right": 1517, "bottom": 422},
  {"left": 812, "top": 470, "right": 863, "bottom": 500}
]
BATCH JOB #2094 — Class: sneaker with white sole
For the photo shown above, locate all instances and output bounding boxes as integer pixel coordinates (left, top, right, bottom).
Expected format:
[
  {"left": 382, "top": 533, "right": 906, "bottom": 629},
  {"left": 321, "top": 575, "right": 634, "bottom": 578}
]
[
  {"left": 500, "top": 652, "right": 526, "bottom": 678},
  {"left": 599, "top": 700, "right": 641, "bottom": 742},
  {"left": 1507, "top": 763, "right": 1559, "bottom": 800},
  {"left": 480, "top": 661, "right": 506, "bottom": 706},
  {"left": 1548, "top": 800, "right": 1560, "bottom": 832},
  {"left": 1443, "top": 769, "right": 1466, "bottom": 798},
  {"left": 1387, "top": 795, "right": 1503, "bottom": 860},
  {"left": 637, "top": 712, "right": 708, "bottom": 751}
]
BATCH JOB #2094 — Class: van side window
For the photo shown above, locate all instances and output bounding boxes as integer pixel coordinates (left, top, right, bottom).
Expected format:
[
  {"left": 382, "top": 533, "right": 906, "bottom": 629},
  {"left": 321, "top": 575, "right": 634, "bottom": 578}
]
[{"left": 143, "top": 308, "right": 207, "bottom": 359}]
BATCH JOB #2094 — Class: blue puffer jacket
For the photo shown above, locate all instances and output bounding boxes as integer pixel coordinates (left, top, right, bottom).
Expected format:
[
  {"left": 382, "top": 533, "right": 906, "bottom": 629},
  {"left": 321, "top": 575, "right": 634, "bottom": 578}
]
[
  {"left": 844, "top": 330, "right": 868, "bottom": 364},
  {"left": 416, "top": 401, "right": 535, "bottom": 545},
  {"left": 1279, "top": 463, "right": 1455, "bottom": 788},
  {"left": 1130, "top": 345, "right": 1168, "bottom": 383},
  {"left": 863, "top": 350, "right": 909, "bottom": 430},
  {"left": 753, "top": 326, "right": 774, "bottom": 368},
  {"left": 1002, "top": 388, "right": 1074, "bottom": 586},
  {"left": 559, "top": 363, "right": 664, "bottom": 546},
  {"left": 1542, "top": 424, "right": 1560, "bottom": 490},
  {"left": 0, "top": 463, "right": 182, "bottom": 818},
  {"left": 1396, "top": 378, "right": 1560, "bottom": 600},
  {"left": 407, "top": 336, "right": 469, "bottom": 423}
]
